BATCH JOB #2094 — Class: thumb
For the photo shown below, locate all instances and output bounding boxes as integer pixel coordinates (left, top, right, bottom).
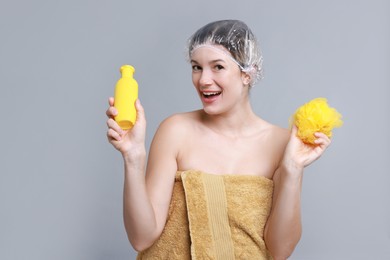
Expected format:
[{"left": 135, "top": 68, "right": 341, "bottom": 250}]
[
  {"left": 289, "top": 124, "right": 303, "bottom": 145},
  {"left": 134, "top": 99, "right": 146, "bottom": 125},
  {"left": 291, "top": 124, "right": 298, "bottom": 136}
]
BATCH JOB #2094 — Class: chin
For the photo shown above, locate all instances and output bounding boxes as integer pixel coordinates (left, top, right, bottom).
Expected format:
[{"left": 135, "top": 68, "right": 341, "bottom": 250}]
[{"left": 202, "top": 105, "right": 223, "bottom": 116}]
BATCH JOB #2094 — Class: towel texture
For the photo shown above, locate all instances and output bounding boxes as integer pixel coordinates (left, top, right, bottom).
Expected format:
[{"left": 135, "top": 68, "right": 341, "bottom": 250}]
[{"left": 137, "top": 170, "right": 274, "bottom": 260}]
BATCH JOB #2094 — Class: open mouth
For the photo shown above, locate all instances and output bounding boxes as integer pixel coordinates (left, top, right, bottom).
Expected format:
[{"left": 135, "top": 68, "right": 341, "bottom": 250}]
[{"left": 202, "top": 91, "right": 222, "bottom": 99}]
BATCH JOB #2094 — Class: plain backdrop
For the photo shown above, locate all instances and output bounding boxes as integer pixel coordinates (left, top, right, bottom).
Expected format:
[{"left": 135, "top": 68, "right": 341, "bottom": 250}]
[{"left": 1, "top": 0, "right": 389, "bottom": 259}]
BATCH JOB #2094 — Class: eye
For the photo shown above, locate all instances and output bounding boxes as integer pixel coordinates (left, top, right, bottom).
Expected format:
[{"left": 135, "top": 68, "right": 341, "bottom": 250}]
[
  {"left": 214, "top": 64, "right": 224, "bottom": 71},
  {"left": 192, "top": 65, "right": 202, "bottom": 72}
]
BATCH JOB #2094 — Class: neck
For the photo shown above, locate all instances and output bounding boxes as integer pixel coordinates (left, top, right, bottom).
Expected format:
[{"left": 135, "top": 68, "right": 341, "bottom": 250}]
[{"left": 201, "top": 101, "right": 259, "bottom": 138}]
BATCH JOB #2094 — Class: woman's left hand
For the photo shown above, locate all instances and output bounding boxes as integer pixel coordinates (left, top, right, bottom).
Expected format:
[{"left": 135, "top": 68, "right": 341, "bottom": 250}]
[{"left": 282, "top": 125, "right": 332, "bottom": 171}]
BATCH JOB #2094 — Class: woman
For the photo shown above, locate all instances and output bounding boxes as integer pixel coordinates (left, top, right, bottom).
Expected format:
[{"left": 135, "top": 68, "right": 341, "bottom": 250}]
[{"left": 106, "top": 20, "right": 331, "bottom": 259}]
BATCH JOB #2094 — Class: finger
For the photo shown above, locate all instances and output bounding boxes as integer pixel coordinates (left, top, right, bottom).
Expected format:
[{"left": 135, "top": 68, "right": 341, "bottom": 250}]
[
  {"left": 107, "top": 118, "right": 124, "bottom": 135},
  {"left": 289, "top": 124, "right": 305, "bottom": 145},
  {"left": 314, "top": 132, "right": 331, "bottom": 143},
  {"left": 314, "top": 132, "right": 328, "bottom": 139},
  {"left": 108, "top": 97, "right": 114, "bottom": 106},
  {"left": 134, "top": 99, "right": 146, "bottom": 124},
  {"left": 314, "top": 134, "right": 331, "bottom": 148},
  {"left": 107, "top": 128, "right": 122, "bottom": 141},
  {"left": 291, "top": 124, "right": 298, "bottom": 134},
  {"left": 314, "top": 137, "right": 330, "bottom": 146},
  {"left": 288, "top": 124, "right": 297, "bottom": 139},
  {"left": 106, "top": 106, "right": 118, "bottom": 118}
]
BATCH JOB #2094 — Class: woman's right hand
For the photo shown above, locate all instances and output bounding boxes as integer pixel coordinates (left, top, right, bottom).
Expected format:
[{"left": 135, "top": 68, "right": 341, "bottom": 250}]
[{"left": 106, "top": 97, "right": 146, "bottom": 160}]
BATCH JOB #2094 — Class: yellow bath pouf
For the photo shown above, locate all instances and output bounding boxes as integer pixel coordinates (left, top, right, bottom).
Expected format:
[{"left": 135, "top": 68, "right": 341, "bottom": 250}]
[{"left": 291, "top": 98, "right": 343, "bottom": 144}]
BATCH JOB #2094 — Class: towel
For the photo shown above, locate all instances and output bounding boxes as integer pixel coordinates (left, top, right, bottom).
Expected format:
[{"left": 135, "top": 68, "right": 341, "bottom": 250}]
[{"left": 137, "top": 170, "right": 274, "bottom": 259}]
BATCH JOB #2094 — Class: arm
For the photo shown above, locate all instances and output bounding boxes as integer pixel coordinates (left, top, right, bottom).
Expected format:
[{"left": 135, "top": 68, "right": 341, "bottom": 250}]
[
  {"left": 106, "top": 98, "right": 181, "bottom": 251},
  {"left": 264, "top": 126, "right": 331, "bottom": 259}
]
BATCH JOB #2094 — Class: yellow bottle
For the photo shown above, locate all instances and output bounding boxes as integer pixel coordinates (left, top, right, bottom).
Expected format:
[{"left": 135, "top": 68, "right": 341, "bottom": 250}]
[{"left": 114, "top": 65, "right": 138, "bottom": 130}]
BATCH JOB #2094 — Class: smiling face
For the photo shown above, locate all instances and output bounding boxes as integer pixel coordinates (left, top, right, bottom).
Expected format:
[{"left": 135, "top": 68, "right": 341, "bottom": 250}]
[{"left": 190, "top": 45, "right": 251, "bottom": 115}]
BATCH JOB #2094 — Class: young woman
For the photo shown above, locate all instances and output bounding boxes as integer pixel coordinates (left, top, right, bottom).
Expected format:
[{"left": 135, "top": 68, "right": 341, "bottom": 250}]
[{"left": 106, "top": 20, "right": 331, "bottom": 260}]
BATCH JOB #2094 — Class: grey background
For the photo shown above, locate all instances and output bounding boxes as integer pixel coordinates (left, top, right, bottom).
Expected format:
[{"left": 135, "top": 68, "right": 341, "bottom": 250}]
[{"left": 1, "top": 0, "right": 389, "bottom": 259}]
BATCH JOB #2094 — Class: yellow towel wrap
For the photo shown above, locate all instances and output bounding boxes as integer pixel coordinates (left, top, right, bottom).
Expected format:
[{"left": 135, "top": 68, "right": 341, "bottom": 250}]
[{"left": 137, "top": 170, "right": 274, "bottom": 260}]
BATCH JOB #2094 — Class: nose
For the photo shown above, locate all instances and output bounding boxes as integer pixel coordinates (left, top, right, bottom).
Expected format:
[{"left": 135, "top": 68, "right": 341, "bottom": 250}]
[{"left": 199, "top": 69, "right": 213, "bottom": 87}]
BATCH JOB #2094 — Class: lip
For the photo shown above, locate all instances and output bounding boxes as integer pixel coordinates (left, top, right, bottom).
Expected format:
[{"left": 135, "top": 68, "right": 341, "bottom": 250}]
[{"left": 200, "top": 91, "right": 222, "bottom": 104}]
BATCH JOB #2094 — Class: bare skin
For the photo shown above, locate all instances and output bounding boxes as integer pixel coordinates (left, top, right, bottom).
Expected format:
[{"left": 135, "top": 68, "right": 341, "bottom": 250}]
[{"left": 106, "top": 46, "right": 331, "bottom": 259}]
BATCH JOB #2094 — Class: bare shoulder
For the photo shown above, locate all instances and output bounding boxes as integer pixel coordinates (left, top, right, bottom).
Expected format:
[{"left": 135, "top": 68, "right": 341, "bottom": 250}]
[
  {"left": 157, "top": 110, "right": 200, "bottom": 133},
  {"left": 153, "top": 110, "right": 201, "bottom": 144},
  {"left": 259, "top": 119, "right": 290, "bottom": 143},
  {"left": 147, "top": 111, "right": 201, "bottom": 175},
  {"left": 256, "top": 121, "right": 291, "bottom": 177},
  {"left": 258, "top": 120, "right": 291, "bottom": 159},
  {"left": 267, "top": 123, "right": 290, "bottom": 145}
]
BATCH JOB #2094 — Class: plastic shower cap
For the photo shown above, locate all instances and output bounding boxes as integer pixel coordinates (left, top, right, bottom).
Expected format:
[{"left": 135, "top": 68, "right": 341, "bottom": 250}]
[{"left": 187, "top": 20, "right": 263, "bottom": 86}]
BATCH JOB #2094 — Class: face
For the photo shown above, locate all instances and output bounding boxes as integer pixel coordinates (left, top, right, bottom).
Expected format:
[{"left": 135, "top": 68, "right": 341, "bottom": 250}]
[{"left": 190, "top": 45, "right": 251, "bottom": 115}]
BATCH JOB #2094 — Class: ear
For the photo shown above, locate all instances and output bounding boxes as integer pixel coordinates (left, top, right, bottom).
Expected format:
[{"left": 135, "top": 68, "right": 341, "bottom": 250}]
[{"left": 241, "top": 72, "right": 251, "bottom": 86}]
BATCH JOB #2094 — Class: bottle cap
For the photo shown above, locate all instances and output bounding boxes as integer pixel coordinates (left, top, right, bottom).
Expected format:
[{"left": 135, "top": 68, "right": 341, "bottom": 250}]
[{"left": 120, "top": 65, "right": 135, "bottom": 77}]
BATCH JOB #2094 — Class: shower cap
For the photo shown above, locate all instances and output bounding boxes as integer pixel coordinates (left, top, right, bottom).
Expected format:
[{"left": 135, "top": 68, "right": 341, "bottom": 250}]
[{"left": 187, "top": 20, "right": 263, "bottom": 86}]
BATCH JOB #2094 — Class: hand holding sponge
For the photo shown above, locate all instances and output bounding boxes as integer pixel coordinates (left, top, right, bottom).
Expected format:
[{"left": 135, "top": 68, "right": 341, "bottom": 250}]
[{"left": 291, "top": 98, "right": 343, "bottom": 144}]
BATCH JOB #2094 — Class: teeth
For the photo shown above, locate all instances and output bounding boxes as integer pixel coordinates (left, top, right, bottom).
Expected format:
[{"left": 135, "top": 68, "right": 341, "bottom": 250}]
[{"left": 203, "top": 92, "right": 220, "bottom": 96}]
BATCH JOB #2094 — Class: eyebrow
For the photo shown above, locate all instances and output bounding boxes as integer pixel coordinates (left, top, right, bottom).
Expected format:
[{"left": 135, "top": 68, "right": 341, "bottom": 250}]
[{"left": 190, "top": 59, "right": 227, "bottom": 64}]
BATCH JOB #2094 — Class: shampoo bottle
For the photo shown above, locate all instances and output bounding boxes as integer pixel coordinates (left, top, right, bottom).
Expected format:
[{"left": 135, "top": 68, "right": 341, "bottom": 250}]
[{"left": 114, "top": 65, "right": 138, "bottom": 130}]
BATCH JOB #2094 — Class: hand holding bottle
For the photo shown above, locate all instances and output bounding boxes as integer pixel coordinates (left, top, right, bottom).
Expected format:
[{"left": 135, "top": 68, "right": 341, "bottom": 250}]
[{"left": 106, "top": 97, "right": 147, "bottom": 160}]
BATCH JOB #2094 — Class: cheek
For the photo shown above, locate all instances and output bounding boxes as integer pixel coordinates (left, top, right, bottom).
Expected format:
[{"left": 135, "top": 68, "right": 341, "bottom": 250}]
[{"left": 227, "top": 73, "right": 245, "bottom": 87}]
